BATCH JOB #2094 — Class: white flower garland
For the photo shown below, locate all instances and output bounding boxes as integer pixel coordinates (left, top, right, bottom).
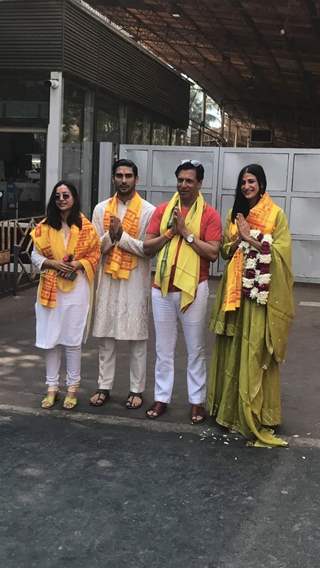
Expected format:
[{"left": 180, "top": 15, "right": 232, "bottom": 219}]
[{"left": 238, "top": 230, "right": 273, "bottom": 305}]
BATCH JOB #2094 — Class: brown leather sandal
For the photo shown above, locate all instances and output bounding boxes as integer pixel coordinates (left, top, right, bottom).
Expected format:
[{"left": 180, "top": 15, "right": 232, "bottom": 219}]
[
  {"left": 89, "top": 389, "right": 110, "bottom": 407},
  {"left": 126, "top": 392, "right": 143, "bottom": 410},
  {"left": 190, "top": 404, "right": 206, "bottom": 425},
  {"left": 146, "top": 401, "right": 167, "bottom": 419}
]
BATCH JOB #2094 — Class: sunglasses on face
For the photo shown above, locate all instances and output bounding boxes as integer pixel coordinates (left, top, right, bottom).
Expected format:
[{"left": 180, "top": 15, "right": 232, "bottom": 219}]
[
  {"left": 181, "top": 159, "right": 202, "bottom": 167},
  {"left": 55, "top": 193, "right": 71, "bottom": 201}
]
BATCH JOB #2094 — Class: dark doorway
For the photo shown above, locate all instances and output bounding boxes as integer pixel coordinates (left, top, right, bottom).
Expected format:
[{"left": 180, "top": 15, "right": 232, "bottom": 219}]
[{"left": 0, "top": 132, "right": 46, "bottom": 220}]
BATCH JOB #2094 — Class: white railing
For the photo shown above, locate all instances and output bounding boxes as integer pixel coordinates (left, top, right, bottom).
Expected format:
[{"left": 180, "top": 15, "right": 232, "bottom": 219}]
[{"left": 0, "top": 216, "right": 43, "bottom": 295}]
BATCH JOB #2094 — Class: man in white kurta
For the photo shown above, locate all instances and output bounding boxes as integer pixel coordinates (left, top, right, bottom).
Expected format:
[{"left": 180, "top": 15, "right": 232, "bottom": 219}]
[{"left": 90, "top": 159, "right": 154, "bottom": 409}]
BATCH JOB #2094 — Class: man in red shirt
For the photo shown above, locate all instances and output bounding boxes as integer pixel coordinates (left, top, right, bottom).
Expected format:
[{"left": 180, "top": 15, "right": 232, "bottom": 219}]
[{"left": 144, "top": 160, "right": 222, "bottom": 424}]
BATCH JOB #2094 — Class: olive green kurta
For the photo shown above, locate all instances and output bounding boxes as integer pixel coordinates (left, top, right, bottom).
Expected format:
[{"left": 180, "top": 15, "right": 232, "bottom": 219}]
[{"left": 207, "top": 208, "right": 294, "bottom": 447}]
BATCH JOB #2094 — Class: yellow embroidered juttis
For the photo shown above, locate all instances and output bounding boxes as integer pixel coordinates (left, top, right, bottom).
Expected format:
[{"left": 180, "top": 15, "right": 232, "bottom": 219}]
[
  {"left": 207, "top": 195, "right": 294, "bottom": 447},
  {"left": 154, "top": 192, "right": 205, "bottom": 311}
]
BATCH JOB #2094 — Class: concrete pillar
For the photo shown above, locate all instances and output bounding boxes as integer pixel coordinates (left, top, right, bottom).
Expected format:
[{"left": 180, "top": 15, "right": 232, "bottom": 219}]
[
  {"left": 234, "top": 124, "right": 239, "bottom": 147},
  {"left": 220, "top": 105, "right": 225, "bottom": 140},
  {"left": 46, "top": 71, "right": 63, "bottom": 203},
  {"left": 119, "top": 104, "right": 127, "bottom": 144},
  {"left": 81, "top": 89, "right": 95, "bottom": 216},
  {"left": 98, "top": 142, "right": 113, "bottom": 202}
]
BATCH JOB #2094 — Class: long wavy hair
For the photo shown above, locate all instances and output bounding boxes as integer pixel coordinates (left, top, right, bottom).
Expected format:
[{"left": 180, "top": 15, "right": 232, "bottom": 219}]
[
  {"left": 231, "top": 164, "right": 267, "bottom": 222},
  {"left": 45, "top": 180, "right": 82, "bottom": 230}
]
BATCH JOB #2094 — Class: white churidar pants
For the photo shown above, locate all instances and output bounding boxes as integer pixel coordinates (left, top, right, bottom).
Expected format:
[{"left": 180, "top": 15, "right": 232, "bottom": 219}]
[
  {"left": 152, "top": 280, "right": 209, "bottom": 405},
  {"left": 45, "top": 345, "right": 82, "bottom": 387},
  {"left": 98, "top": 338, "right": 147, "bottom": 393}
]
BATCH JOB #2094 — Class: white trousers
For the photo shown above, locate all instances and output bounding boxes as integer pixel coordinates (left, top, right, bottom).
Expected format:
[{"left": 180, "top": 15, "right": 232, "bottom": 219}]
[
  {"left": 98, "top": 338, "right": 147, "bottom": 393},
  {"left": 45, "top": 345, "right": 82, "bottom": 388},
  {"left": 152, "top": 280, "right": 209, "bottom": 405}
]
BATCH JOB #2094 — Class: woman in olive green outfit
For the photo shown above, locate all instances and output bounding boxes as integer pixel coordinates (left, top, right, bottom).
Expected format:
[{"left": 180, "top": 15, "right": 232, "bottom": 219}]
[{"left": 207, "top": 164, "right": 294, "bottom": 447}]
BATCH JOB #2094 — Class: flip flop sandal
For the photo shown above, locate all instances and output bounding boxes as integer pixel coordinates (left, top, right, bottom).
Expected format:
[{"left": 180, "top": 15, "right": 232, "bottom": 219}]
[
  {"left": 89, "top": 389, "right": 110, "bottom": 407},
  {"left": 126, "top": 392, "right": 143, "bottom": 410},
  {"left": 146, "top": 401, "right": 167, "bottom": 419}
]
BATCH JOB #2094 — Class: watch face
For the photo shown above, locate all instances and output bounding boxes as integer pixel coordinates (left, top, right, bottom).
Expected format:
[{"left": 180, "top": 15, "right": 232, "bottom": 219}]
[{"left": 187, "top": 234, "right": 194, "bottom": 243}]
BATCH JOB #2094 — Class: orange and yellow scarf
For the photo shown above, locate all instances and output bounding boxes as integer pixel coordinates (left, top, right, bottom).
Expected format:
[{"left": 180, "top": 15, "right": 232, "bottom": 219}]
[
  {"left": 103, "top": 192, "right": 142, "bottom": 280},
  {"left": 224, "top": 193, "right": 279, "bottom": 311},
  {"left": 31, "top": 215, "right": 100, "bottom": 308}
]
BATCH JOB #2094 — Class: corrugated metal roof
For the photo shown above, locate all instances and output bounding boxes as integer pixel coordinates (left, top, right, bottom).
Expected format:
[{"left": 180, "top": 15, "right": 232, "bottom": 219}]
[
  {"left": 84, "top": 0, "right": 320, "bottom": 145},
  {"left": 0, "top": 0, "right": 189, "bottom": 127}
]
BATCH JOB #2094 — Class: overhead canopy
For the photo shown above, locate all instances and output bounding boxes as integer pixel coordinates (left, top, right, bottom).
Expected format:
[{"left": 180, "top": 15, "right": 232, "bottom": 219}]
[{"left": 84, "top": 0, "right": 320, "bottom": 145}]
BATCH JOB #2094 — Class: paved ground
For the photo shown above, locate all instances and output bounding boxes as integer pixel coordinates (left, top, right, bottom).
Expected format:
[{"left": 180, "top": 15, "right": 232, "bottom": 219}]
[
  {"left": 0, "top": 410, "right": 319, "bottom": 568},
  {"left": 0, "top": 281, "right": 320, "bottom": 567},
  {"left": 1, "top": 281, "right": 319, "bottom": 440}
]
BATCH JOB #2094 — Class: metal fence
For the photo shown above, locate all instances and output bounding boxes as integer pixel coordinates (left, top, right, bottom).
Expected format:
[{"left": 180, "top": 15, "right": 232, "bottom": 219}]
[{"left": 0, "top": 216, "right": 43, "bottom": 296}]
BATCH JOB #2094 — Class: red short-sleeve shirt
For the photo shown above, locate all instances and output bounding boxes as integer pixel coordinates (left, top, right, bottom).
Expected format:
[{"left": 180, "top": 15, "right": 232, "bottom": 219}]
[{"left": 147, "top": 201, "right": 222, "bottom": 289}]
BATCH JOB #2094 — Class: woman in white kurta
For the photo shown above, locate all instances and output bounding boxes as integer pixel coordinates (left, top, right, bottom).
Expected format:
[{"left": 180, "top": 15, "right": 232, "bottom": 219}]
[{"left": 31, "top": 181, "right": 100, "bottom": 410}]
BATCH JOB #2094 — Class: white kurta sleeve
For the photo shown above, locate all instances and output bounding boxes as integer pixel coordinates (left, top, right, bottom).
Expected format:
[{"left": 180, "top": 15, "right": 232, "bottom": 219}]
[
  {"left": 92, "top": 202, "right": 114, "bottom": 254},
  {"left": 117, "top": 201, "right": 155, "bottom": 257},
  {"left": 117, "top": 232, "right": 145, "bottom": 257},
  {"left": 31, "top": 247, "right": 46, "bottom": 272}
]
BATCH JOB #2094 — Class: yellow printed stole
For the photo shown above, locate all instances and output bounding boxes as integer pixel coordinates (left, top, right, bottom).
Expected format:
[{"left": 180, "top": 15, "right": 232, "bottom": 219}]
[
  {"left": 223, "top": 192, "right": 279, "bottom": 311},
  {"left": 103, "top": 192, "right": 142, "bottom": 280},
  {"left": 31, "top": 215, "right": 100, "bottom": 308},
  {"left": 154, "top": 192, "right": 204, "bottom": 311}
]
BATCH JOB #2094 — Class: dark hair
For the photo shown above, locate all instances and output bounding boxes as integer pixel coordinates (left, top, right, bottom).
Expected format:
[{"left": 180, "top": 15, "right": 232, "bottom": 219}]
[
  {"left": 45, "top": 180, "right": 82, "bottom": 230},
  {"left": 231, "top": 163, "right": 267, "bottom": 222},
  {"left": 112, "top": 159, "right": 138, "bottom": 178},
  {"left": 175, "top": 161, "right": 204, "bottom": 182}
]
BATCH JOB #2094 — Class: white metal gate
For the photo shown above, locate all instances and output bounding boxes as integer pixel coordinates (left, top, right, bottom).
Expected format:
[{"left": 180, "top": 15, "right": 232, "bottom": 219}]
[{"left": 116, "top": 144, "right": 320, "bottom": 283}]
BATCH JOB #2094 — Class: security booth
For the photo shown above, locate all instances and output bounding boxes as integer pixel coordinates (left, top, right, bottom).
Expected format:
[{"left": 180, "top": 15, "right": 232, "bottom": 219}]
[{"left": 0, "top": 0, "right": 189, "bottom": 220}]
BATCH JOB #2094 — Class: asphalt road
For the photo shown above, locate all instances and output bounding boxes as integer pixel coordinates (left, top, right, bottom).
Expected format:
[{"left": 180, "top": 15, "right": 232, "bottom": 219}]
[
  {"left": 1, "top": 282, "right": 320, "bottom": 567},
  {"left": 0, "top": 409, "right": 319, "bottom": 568}
]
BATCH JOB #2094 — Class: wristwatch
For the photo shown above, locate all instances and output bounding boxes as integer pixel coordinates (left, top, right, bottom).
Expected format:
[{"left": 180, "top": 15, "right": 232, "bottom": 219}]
[{"left": 185, "top": 233, "right": 195, "bottom": 244}]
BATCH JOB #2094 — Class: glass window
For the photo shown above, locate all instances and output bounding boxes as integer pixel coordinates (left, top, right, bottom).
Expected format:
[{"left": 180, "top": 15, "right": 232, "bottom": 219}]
[
  {"left": 91, "top": 94, "right": 120, "bottom": 210},
  {"left": 190, "top": 84, "right": 204, "bottom": 125},
  {"left": 0, "top": 77, "right": 49, "bottom": 126},
  {"left": 205, "top": 96, "right": 221, "bottom": 130},
  {"left": 152, "top": 122, "right": 170, "bottom": 145},
  {"left": 96, "top": 108, "right": 120, "bottom": 144},
  {"left": 171, "top": 128, "right": 185, "bottom": 145},
  {"left": 62, "top": 82, "right": 84, "bottom": 196},
  {"left": 127, "top": 106, "right": 151, "bottom": 144},
  {"left": 0, "top": 132, "right": 46, "bottom": 220},
  {"left": 190, "top": 123, "right": 200, "bottom": 146}
]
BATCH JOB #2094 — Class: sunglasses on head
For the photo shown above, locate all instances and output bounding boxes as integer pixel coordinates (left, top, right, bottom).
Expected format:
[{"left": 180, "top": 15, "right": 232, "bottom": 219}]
[
  {"left": 181, "top": 159, "right": 202, "bottom": 167},
  {"left": 55, "top": 193, "right": 71, "bottom": 201}
]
